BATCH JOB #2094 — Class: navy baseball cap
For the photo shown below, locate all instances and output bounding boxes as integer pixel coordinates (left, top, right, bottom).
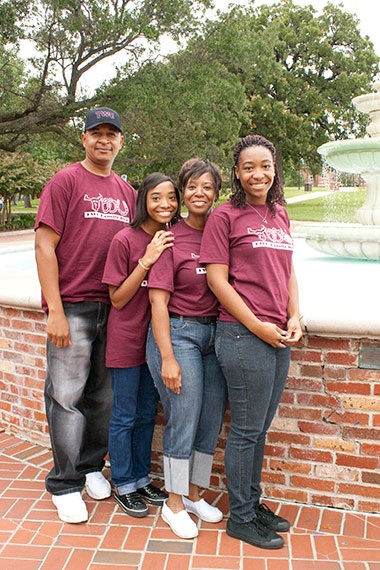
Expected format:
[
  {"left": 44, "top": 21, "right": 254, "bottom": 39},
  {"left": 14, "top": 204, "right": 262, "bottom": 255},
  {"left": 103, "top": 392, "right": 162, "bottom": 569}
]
[{"left": 84, "top": 107, "right": 123, "bottom": 133}]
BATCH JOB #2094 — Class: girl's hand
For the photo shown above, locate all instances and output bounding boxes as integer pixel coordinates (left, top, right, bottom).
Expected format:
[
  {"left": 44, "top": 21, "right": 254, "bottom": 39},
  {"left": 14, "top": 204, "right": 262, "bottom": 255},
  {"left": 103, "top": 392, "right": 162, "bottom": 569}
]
[
  {"left": 141, "top": 230, "right": 175, "bottom": 269},
  {"left": 254, "top": 322, "right": 289, "bottom": 348},
  {"left": 284, "top": 316, "right": 303, "bottom": 345},
  {"left": 161, "top": 356, "right": 182, "bottom": 394}
]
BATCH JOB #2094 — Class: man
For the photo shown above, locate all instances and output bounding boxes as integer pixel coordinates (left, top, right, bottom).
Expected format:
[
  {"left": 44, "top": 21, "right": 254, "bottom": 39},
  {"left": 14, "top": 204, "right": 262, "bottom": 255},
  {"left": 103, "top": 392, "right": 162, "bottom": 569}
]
[{"left": 35, "top": 107, "right": 136, "bottom": 523}]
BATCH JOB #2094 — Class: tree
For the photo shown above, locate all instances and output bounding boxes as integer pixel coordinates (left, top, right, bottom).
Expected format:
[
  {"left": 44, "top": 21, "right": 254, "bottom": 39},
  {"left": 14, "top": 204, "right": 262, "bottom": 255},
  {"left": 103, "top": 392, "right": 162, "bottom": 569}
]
[
  {"left": 101, "top": 50, "right": 246, "bottom": 179},
  {"left": 0, "top": 0, "right": 212, "bottom": 151},
  {"left": 0, "top": 151, "right": 62, "bottom": 224},
  {"left": 180, "top": 0, "right": 379, "bottom": 175}
]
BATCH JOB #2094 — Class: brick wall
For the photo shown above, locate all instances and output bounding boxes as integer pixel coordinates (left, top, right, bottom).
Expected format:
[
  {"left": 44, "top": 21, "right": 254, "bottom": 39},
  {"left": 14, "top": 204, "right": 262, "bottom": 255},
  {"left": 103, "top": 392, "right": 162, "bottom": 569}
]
[{"left": 1, "top": 305, "right": 380, "bottom": 513}]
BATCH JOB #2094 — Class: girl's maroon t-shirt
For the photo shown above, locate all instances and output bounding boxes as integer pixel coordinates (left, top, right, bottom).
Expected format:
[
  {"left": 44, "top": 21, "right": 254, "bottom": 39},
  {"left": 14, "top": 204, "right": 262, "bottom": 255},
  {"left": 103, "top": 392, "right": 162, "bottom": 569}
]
[
  {"left": 199, "top": 201, "right": 294, "bottom": 328},
  {"left": 102, "top": 226, "right": 153, "bottom": 368},
  {"left": 148, "top": 219, "right": 218, "bottom": 317}
]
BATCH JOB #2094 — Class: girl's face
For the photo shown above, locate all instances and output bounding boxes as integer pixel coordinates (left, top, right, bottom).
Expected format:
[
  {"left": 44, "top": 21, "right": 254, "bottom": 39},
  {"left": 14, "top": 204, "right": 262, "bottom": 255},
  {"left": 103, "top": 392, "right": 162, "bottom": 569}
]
[
  {"left": 146, "top": 181, "right": 178, "bottom": 225},
  {"left": 183, "top": 172, "right": 216, "bottom": 216},
  {"left": 234, "top": 145, "right": 275, "bottom": 206}
]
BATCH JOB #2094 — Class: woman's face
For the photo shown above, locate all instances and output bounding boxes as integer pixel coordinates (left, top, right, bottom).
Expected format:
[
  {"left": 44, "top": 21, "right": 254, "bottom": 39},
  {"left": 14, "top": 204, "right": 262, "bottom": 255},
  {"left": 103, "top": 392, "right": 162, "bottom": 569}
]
[
  {"left": 183, "top": 172, "right": 216, "bottom": 216},
  {"left": 235, "top": 145, "right": 275, "bottom": 205},
  {"left": 146, "top": 181, "right": 178, "bottom": 225}
]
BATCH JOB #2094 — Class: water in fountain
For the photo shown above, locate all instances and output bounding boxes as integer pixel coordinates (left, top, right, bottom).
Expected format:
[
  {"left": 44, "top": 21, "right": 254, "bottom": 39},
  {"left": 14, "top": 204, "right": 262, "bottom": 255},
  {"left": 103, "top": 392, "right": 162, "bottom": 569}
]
[{"left": 293, "top": 76, "right": 380, "bottom": 260}]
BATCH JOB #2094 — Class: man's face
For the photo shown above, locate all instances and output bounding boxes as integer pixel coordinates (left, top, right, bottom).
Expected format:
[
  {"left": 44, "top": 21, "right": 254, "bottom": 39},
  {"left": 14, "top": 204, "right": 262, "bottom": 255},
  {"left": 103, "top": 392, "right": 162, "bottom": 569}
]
[{"left": 81, "top": 123, "right": 123, "bottom": 167}]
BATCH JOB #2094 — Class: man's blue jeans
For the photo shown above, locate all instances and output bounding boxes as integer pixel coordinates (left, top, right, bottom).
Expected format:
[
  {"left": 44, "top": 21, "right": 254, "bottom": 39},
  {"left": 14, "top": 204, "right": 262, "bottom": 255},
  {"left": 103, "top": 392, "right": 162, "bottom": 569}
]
[
  {"left": 108, "top": 364, "right": 159, "bottom": 494},
  {"left": 215, "top": 321, "right": 291, "bottom": 523},
  {"left": 146, "top": 318, "right": 227, "bottom": 495},
  {"left": 44, "top": 301, "right": 111, "bottom": 495}
]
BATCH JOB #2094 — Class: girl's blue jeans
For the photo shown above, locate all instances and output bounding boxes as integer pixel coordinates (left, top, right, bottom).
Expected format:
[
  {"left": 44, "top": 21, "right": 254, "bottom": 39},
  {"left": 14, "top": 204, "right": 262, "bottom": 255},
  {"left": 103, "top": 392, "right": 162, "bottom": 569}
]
[
  {"left": 108, "top": 364, "right": 159, "bottom": 494},
  {"left": 215, "top": 321, "right": 291, "bottom": 524}
]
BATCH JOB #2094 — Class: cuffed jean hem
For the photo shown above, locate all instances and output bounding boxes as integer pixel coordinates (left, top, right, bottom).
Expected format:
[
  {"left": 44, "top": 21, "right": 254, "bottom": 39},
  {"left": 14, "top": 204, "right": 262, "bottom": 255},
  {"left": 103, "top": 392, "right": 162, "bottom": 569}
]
[
  {"left": 164, "top": 450, "right": 214, "bottom": 495},
  {"left": 118, "top": 475, "right": 150, "bottom": 495}
]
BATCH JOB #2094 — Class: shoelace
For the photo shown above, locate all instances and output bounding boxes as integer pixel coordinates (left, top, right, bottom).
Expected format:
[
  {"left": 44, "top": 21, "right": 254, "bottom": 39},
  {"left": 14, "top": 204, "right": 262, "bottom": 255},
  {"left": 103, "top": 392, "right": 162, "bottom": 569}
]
[{"left": 258, "top": 503, "right": 275, "bottom": 519}]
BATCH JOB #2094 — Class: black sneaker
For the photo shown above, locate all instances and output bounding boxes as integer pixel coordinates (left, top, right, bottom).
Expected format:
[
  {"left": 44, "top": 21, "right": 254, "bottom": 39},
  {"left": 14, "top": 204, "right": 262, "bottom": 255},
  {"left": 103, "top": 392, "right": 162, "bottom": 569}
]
[
  {"left": 255, "top": 502, "right": 291, "bottom": 532},
  {"left": 114, "top": 491, "right": 149, "bottom": 518},
  {"left": 137, "top": 483, "right": 168, "bottom": 506},
  {"left": 226, "top": 517, "right": 284, "bottom": 549}
]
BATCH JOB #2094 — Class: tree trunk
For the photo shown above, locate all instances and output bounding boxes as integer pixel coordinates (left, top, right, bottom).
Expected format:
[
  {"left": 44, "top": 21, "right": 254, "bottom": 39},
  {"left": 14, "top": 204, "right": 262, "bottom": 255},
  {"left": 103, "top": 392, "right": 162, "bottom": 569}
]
[{"left": 23, "top": 194, "right": 32, "bottom": 208}]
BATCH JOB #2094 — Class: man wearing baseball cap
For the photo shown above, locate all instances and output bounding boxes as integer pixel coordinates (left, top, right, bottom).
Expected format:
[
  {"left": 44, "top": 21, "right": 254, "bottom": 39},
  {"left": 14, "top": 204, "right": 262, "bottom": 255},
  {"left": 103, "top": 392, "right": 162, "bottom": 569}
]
[{"left": 35, "top": 107, "right": 137, "bottom": 523}]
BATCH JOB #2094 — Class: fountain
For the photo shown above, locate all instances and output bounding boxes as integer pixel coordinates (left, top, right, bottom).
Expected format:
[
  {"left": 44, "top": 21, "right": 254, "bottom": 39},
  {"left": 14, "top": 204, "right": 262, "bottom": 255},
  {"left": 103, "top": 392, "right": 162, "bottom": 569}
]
[{"left": 294, "top": 77, "right": 380, "bottom": 260}]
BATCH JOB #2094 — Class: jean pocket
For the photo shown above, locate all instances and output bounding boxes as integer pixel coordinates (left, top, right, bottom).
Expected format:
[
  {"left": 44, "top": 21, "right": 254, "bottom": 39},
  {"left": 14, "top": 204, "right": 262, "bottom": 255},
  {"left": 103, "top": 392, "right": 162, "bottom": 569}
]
[{"left": 170, "top": 318, "right": 188, "bottom": 332}]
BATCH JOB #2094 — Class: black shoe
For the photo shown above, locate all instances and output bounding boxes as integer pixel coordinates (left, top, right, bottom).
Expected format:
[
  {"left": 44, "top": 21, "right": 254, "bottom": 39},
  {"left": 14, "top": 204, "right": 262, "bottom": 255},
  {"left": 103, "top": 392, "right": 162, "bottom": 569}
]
[
  {"left": 226, "top": 517, "right": 284, "bottom": 549},
  {"left": 255, "top": 502, "right": 291, "bottom": 532},
  {"left": 137, "top": 483, "right": 168, "bottom": 506},
  {"left": 114, "top": 491, "right": 149, "bottom": 518}
]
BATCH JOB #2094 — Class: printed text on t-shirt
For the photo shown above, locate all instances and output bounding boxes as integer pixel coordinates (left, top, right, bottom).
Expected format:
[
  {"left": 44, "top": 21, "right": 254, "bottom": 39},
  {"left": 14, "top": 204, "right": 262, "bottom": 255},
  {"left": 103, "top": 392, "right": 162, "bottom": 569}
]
[
  {"left": 247, "top": 225, "right": 294, "bottom": 251},
  {"left": 84, "top": 193, "right": 130, "bottom": 223}
]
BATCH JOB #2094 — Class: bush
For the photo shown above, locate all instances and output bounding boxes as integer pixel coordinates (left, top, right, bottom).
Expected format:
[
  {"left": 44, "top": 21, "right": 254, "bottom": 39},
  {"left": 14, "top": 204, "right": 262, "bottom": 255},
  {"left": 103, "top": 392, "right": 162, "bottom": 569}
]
[{"left": 0, "top": 212, "right": 36, "bottom": 232}]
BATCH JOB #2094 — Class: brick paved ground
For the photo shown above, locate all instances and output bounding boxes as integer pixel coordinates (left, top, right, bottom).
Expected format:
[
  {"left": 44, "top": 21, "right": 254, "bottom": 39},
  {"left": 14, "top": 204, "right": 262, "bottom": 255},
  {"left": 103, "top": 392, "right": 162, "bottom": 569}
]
[{"left": 1, "top": 430, "right": 380, "bottom": 570}]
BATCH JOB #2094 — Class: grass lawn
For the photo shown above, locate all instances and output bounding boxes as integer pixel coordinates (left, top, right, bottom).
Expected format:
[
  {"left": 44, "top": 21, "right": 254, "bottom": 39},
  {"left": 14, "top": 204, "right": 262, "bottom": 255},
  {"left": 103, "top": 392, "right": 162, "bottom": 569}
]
[
  {"left": 7, "top": 187, "right": 366, "bottom": 224},
  {"left": 286, "top": 188, "right": 366, "bottom": 223}
]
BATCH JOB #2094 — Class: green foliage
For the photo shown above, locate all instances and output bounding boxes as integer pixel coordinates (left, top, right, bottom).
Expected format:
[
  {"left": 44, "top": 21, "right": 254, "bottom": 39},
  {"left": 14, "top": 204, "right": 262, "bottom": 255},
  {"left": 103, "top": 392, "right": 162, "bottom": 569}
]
[
  {"left": 0, "top": 0, "right": 212, "bottom": 151},
  {"left": 0, "top": 212, "right": 36, "bottom": 231},
  {"left": 0, "top": 151, "right": 62, "bottom": 224},
  {"left": 105, "top": 52, "right": 246, "bottom": 179},
  {"left": 183, "top": 0, "right": 378, "bottom": 174}
]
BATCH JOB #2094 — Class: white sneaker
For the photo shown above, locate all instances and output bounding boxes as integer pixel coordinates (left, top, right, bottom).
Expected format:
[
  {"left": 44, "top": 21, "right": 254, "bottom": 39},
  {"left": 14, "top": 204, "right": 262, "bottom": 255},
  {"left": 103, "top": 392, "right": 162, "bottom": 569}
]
[
  {"left": 161, "top": 502, "right": 198, "bottom": 539},
  {"left": 183, "top": 497, "right": 223, "bottom": 523},
  {"left": 85, "top": 471, "right": 111, "bottom": 500},
  {"left": 52, "top": 492, "right": 88, "bottom": 523}
]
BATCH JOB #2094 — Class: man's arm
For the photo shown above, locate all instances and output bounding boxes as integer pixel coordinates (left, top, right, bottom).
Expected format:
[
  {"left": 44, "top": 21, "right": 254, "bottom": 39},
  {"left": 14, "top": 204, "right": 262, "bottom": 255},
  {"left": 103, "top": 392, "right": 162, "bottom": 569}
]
[{"left": 35, "top": 223, "right": 71, "bottom": 348}]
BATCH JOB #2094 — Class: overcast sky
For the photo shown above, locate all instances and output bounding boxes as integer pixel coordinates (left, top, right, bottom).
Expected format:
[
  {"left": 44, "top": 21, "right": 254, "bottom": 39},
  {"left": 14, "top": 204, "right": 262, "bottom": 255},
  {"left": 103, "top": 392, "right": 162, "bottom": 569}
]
[{"left": 53, "top": 0, "right": 379, "bottom": 93}]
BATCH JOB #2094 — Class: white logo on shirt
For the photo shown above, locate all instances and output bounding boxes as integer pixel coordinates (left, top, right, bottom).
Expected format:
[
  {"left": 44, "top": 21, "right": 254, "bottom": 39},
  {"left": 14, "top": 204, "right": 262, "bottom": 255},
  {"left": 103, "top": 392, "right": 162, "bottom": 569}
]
[
  {"left": 83, "top": 193, "right": 130, "bottom": 223},
  {"left": 141, "top": 280, "right": 148, "bottom": 287},
  {"left": 196, "top": 267, "right": 206, "bottom": 274},
  {"left": 248, "top": 225, "right": 294, "bottom": 251},
  {"left": 191, "top": 252, "right": 200, "bottom": 259}
]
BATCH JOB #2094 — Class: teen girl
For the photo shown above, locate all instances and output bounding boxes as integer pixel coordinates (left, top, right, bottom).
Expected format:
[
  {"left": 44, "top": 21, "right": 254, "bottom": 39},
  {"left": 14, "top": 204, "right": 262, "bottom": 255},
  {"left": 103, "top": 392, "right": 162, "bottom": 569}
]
[
  {"left": 102, "top": 173, "right": 181, "bottom": 518},
  {"left": 146, "top": 159, "right": 227, "bottom": 539},
  {"left": 200, "top": 135, "right": 302, "bottom": 549}
]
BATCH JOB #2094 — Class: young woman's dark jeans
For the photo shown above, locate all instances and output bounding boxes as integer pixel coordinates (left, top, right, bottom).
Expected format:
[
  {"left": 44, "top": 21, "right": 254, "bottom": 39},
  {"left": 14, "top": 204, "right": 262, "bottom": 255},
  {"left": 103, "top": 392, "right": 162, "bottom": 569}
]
[
  {"left": 215, "top": 321, "right": 290, "bottom": 524},
  {"left": 44, "top": 301, "right": 111, "bottom": 495}
]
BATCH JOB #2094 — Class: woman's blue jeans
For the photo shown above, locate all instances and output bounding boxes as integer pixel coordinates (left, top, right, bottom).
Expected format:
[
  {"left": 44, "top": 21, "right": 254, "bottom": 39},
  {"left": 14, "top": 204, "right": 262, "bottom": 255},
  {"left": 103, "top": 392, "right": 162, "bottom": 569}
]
[
  {"left": 215, "top": 321, "right": 290, "bottom": 524},
  {"left": 108, "top": 364, "right": 159, "bottom": 494},
  {"left": 146, "top": 318, "right": 227, "bottom": 495}
]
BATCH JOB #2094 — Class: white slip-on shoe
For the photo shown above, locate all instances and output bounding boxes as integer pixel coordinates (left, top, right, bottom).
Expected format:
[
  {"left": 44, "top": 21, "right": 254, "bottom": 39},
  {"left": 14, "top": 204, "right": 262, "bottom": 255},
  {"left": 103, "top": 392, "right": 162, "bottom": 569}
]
[
  {"left": 52, "top": 492, "right": 88, "bottom": 523},
  {"left": 161, "top": 502, "right": 198, "bottom": 539},
  {"left": 85, "top": 471, "right": 112, "bottom": 500},
  {"left": 183, "top": 497, "right": 223, "bottom": 523}
]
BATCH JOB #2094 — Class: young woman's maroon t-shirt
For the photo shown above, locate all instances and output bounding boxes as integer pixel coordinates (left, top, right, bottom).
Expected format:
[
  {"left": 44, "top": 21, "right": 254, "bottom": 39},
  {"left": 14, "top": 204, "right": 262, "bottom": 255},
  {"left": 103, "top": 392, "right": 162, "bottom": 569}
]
[
  {"left": 148, "top": 219, "right": 218, "bottom": 317},
  {"left": 102, "top": 226, "right": 153, "bottom": 368},
  {"left": 199, "top": 201, "right": 294, "bottom": 328},
  {"left": 35, "top": 162, "right": 136, "bottom": 309}
]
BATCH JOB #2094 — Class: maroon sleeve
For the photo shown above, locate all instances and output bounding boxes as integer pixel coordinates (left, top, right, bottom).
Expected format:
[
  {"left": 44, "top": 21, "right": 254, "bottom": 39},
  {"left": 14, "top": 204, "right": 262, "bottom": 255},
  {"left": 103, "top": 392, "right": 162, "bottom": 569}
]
[
  {"left": 200, "top": 206, "right": 231, "bottom": 265},
  {"left": 148, "top": 247, "right": 175, "bottom": 293}
]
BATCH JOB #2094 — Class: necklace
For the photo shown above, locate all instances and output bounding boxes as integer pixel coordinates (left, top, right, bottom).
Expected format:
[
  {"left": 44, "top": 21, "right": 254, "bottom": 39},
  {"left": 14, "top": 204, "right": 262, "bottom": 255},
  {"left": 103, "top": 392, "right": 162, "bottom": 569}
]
[{"left": 247, "top": 203, "right": 269, "bottom": 224}]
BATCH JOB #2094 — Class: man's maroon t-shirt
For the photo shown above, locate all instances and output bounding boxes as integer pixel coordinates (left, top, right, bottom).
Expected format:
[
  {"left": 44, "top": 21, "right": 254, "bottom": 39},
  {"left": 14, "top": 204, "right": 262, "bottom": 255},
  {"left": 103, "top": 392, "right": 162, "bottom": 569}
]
[
  {"left": 199, "top": 201, "right": 294, "bottom": 329},
  {"left": 148, "top": 219, "right": 218, "bottom": 317},
  {"left": 35, "top": 162, "right": 136, "bottom": 310}
]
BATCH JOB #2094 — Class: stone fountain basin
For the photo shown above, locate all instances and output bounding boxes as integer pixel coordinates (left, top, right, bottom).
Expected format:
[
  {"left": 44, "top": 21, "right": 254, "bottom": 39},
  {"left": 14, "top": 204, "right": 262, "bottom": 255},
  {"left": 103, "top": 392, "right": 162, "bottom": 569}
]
[
  {"left": 318, "top": 138, "right": 380, "bottom": 174},
  {"left": 293, "top": 222, "right": 380, "bottom": 260}
]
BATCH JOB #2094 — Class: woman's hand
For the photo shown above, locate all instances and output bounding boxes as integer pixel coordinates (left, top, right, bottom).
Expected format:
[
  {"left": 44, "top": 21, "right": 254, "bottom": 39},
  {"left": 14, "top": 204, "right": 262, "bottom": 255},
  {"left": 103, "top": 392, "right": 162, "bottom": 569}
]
[
  {"left": 141, "top": 230, "right": 175, "bottom": 269},
  {"left": 284, "top": 316, "right": 303, "bottom": 345},
  {"left": 254, "top": 321, "right": 289, "bottom": 348},
  {"left": 161, "top": 356, "right": 182, "bottom": 394}
]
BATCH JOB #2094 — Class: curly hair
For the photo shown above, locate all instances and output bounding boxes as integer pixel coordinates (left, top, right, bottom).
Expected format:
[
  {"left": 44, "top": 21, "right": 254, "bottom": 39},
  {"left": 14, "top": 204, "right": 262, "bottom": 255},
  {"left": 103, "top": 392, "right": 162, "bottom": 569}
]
[
  {"left": 230, "top": 135, "right": 286, "bottom": 214},
  {"left": 178, "top": 158, "right": 222, "bottom": 200}
]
